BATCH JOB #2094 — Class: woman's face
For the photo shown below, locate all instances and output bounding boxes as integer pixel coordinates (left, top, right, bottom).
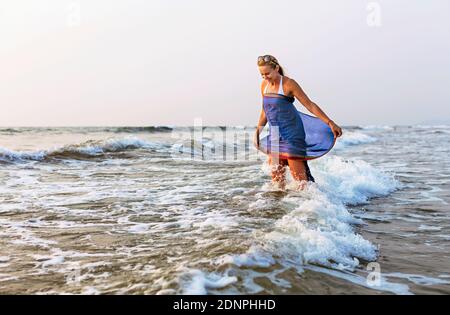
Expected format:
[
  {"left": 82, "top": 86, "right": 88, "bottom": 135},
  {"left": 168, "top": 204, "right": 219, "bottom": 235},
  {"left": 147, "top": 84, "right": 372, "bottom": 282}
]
[{"left": 258, "top": 65, "right": 278, "bottom": 83}]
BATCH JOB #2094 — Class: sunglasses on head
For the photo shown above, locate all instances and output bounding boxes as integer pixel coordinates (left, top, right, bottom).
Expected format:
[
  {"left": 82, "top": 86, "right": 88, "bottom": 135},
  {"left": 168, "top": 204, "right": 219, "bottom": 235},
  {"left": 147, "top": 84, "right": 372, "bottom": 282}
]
[{"left": 257, "top": 55, "right": 278, "bottom": 65}]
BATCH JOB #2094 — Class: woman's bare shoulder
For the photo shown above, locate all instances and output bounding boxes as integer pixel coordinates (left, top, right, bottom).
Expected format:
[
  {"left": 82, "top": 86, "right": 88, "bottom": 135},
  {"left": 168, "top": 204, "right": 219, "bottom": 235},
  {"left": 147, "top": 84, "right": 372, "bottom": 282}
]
[
  {"left": 283, "top": 76, "right": 296, "bottom": 86},
  {"left": 283, "top": 76, "right": 298, "bottom": 96}
]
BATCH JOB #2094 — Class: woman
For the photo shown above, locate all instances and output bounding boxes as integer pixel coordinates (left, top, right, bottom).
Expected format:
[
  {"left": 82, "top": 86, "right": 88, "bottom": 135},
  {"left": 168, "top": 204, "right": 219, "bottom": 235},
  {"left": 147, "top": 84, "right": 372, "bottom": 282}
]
[{"left": 254, "top": 54, "right": 343, "bottom": 190}]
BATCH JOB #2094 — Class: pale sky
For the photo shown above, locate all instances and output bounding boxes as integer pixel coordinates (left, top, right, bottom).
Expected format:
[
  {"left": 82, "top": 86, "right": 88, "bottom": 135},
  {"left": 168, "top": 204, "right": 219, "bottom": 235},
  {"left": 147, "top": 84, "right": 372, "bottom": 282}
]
[{"left": 1, "top": 0, "right": 449, "bottom": 127}]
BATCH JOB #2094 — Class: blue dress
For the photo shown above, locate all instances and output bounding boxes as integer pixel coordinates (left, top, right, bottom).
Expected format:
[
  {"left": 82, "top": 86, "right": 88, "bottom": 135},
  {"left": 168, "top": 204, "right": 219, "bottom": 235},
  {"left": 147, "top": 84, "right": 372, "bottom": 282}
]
[{"left": 256, "top": 80, "right": 336, "bottom": 182}]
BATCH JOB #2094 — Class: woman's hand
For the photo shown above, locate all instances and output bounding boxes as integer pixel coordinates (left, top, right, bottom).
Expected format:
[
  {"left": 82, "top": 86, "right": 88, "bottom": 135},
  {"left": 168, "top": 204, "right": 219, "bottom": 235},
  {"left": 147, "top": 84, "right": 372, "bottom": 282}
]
[
  {"left": 253, "top": 130, "right": 260, "bottom": 148},
  {"left": 328, "top": 121, "right": 343, "bottom": 138}
]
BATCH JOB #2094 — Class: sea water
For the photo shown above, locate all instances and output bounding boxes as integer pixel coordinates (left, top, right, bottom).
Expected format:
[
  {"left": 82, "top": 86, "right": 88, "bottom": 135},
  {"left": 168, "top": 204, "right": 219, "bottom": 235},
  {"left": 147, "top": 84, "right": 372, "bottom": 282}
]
[{"left": 0, "top": 125, "right": 449, "bottom": 294}]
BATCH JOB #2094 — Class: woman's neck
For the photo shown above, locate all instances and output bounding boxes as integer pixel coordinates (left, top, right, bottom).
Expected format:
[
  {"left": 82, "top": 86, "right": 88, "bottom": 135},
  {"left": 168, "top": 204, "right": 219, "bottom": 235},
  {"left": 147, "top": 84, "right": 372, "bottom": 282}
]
[{"left": 269, "top": 75, "right": 282, "bottom": 86}]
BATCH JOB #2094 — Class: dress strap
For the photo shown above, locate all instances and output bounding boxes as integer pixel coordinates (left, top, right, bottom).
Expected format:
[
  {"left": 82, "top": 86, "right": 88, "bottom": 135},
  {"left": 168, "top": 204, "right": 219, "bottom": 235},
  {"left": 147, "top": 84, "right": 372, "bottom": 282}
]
[
  {"left": 278, "top": 76, "right": 284, "bottom": 95},
  {"left": 264, "top": 76, "right": 284, "bottom": 95}
]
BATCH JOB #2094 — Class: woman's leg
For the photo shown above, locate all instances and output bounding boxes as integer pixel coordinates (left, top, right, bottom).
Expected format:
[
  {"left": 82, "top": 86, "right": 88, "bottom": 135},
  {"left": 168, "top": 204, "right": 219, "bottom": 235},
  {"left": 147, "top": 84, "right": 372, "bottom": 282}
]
[
  {"left": 287, "top": 158, "right": 314, "bottom": 190},
  {"left": 304, "top": 160, "right": 315, "bottom": 182},
  {"left": 268, "top": 155, "right": 288, "bottom": 189},
  {"left": 286, "top": 158, "right": 307, "bottom": 181}
]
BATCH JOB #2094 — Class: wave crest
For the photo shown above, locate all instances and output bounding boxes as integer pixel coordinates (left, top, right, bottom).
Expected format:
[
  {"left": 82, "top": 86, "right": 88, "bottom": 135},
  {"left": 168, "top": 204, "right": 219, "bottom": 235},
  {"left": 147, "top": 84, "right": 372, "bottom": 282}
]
[{"left": 0, "top": 137, "right": 160, "bottom": 163}]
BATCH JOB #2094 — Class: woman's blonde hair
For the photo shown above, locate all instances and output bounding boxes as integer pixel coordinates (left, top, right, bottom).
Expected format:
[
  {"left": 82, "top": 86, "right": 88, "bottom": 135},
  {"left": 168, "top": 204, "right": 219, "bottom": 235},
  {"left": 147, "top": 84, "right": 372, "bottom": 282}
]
[{"left": 257, "top": 54, "right": 285, "bottom": 75}]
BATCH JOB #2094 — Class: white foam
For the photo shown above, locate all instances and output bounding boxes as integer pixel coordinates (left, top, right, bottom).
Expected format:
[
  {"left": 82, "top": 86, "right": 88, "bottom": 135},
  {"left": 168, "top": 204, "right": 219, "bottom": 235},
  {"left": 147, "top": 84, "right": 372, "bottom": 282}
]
[
  {"left": 73, "top": 137, "right": 159, "bottom": 155},
  {"left": 42, "top": 256, "right": 65, "bottom": 268},
  {"left": 361, "top": 125, "right": 394, "bottom": 131},
  {"left": 416, "top": 124, "right": 450, "bottom": 129},
  {"left": 82, "top": 287, "right": 101, "bottom": 295},
  {"left": 436, "top": 234, "right": 450, "bottom": 240},
  {"left": 215, "top": 246, "right": 276, "bottom": 268},
  {"left": 314, "top": 155, "right": 401, "bottom": 205},
  {"left": 248, "top": 198, "right": 273, "bottom": 211},
  {"left": 0, "top": 256, "right": 10, "bottom": 263},
  {"left": 213, "top": 186, "right": 379, "bottom": 283},
  {"left": 0, "top": 147, "right": 46, "bottom": 162},
  {"left": 178, "top": 268, "right": 238, "bottom": 295},
  {"left": 262, "top": 194, "right": 378, "bottom": 270},
  {"left": 156, "top": 289, "right": 177, "bottom": 295},
  {"left": 192, "top": 212, "right": 239, "bottom": 230},
  {"left": 127, "top": 223, "right": 150, "bottom": 234},
  {"left": 199, "top": 155, "right": 404, "bottom": 293},
  {"left": 384, "top": 272, "right": 450, "bottom": 286},
  {"left": 0, "top": 219, "right": 58, "bottom": 249},
  {"left": 334, "top": 131, "right": 377, "bottom": 150},
  {"left": 304, "top": 265, "right": 412, "bottom": 295},
  {"left": 0, "top": 136, "right": 161, "bottom": 163},
  {"left": 0, "top": 274, "right": 19, "bottom": 282},
  {"left": 418, "top": 225, "right": 442, "bottom": 231}
]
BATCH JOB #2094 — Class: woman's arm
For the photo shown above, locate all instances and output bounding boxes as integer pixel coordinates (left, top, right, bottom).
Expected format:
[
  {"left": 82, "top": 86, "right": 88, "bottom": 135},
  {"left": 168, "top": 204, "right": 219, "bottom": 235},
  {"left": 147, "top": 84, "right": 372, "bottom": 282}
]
[
  {"left": 288, "top": 79, "right": 343, "bottom": 138},
  {"left": 254, "top": 82, "right": 269, "bottom": 147},
  {"left": 254, "top": 105, "right": 267, "bottom": 148},
  {"left": 256, "top": 106, "right": 267, "bottom": 134}
]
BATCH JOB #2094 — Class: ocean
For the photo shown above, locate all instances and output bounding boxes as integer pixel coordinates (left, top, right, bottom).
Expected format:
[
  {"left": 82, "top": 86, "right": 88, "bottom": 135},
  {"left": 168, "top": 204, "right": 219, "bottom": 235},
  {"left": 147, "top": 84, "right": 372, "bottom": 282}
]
[{"left": 0, "top": 125, "right": 449, "bottom": 294}]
